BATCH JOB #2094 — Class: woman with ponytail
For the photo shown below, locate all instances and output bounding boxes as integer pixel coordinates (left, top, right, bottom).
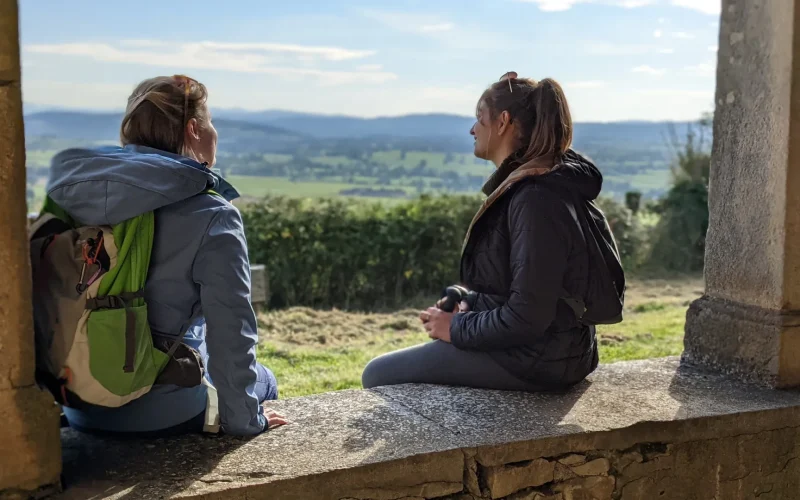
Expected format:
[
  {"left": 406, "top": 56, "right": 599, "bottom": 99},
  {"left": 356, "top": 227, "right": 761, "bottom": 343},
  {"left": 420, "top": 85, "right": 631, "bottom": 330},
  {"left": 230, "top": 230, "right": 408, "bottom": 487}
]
[{"left": 363, "top": 72, "right": 612, "bottom": 392}]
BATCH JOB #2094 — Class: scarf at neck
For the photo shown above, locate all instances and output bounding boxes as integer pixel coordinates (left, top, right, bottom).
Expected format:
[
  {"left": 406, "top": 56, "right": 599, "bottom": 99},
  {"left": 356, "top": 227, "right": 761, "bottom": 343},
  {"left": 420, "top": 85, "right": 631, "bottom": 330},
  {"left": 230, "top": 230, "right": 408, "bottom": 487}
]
[{"left": 462, "top": 151, "right": 555, "bottom": 254}]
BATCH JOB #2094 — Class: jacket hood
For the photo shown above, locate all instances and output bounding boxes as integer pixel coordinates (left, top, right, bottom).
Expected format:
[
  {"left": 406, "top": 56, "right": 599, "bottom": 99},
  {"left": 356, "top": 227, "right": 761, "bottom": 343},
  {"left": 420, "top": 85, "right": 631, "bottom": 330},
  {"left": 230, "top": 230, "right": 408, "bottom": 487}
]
[
  {"left": 46, "top": 145, "right": 240, "bottom": 226},
  {"left": 483, "top": 149, "right": 603, "bottom": 201},
  {"left": 542, "top": 150, "right": 603, "bottom": 201}
]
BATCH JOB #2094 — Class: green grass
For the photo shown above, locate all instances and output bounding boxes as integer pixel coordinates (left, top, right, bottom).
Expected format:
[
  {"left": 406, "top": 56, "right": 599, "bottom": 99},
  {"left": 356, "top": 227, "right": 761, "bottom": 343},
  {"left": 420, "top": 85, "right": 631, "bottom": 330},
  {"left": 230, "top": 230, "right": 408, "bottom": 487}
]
[
  {"left": 310, "top": 155, "right": 359, "bottom": 166},
  {"left": 370, "top": 150, "right": 491, "bottom": 176},
  {"left": 261, "top": 153, "right": 293, "bottom": 163},
  {"left": 228, "top": 175, "right": 417, "bottom": 205},
  {"left": 229, "top": 176, "right": 355, "bottom": 198},
  {"left": 257, "top": 277, "right": 702, "bottom": 398}
]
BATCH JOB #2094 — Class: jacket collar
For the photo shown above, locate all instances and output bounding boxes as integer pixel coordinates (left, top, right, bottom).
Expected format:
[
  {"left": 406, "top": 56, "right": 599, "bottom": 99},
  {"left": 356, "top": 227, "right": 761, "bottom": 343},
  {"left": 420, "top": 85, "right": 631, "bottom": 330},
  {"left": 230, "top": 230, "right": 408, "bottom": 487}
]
[
  {"left": 123, "top": 144, "right": 240, "bottom": 202},
  {"left": 481, "top": 149, "right": 525, "bottom": 196}
]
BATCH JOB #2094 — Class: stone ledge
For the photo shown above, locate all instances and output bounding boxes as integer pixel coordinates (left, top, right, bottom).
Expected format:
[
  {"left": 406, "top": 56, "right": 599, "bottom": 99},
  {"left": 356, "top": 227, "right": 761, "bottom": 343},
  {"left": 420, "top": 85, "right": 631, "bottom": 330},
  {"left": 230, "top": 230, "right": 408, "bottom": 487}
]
[{"left": 55, "top": 357, "right": 800, "bottom": 499}]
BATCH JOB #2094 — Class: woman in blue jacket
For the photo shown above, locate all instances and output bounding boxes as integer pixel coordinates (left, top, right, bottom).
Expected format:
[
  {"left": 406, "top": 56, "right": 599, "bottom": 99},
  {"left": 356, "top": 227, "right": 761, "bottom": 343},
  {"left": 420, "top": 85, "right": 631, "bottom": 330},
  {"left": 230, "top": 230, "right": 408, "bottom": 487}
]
[{"left": 51, "top": 75, "right": 286, "bottom": 436}]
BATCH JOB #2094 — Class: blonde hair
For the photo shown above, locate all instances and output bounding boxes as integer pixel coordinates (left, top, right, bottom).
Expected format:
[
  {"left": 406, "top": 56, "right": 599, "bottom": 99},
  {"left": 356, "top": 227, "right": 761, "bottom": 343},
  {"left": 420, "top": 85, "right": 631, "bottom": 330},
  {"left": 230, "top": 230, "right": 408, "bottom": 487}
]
[{"left": 120, "top": 75, "right": 209, "bottom": 157}]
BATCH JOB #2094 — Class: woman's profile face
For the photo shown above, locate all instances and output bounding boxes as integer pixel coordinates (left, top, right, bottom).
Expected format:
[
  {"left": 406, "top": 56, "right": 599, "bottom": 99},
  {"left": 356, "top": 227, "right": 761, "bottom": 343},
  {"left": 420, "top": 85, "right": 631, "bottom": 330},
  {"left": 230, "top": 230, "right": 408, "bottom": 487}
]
[
  {"left": 199, "top": 109, "right": 218, "bottom": 168},
  {"left": 470, "top": 101, "right": 492, "bottom": 160},
  {"left": 186, "top": 105, "right": 218, "bottom": 168}
]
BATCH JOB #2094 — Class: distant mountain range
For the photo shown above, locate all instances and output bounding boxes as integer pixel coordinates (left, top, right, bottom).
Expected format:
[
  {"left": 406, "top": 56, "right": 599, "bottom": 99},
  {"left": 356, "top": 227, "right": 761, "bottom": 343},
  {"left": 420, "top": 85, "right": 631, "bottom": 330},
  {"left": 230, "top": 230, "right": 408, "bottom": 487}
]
[{"left": 23, "top": 109, "right": 693, "bottom": 154}]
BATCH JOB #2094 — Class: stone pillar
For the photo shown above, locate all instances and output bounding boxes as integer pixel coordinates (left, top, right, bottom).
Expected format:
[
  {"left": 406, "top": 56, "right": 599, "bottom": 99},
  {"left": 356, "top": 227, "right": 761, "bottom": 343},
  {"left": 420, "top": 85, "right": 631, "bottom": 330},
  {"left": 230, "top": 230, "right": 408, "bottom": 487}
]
[
  {"left": 0, "top": 1, "right": 62, "bottom": 497},
  {"left": 684, "top": 0, "right": 800, "bottom": 387}
]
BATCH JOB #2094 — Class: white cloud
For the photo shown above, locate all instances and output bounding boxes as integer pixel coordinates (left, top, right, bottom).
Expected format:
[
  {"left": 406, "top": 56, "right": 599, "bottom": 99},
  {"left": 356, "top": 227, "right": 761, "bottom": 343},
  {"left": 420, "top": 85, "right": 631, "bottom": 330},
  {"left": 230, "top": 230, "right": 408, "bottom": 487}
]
[
  {"left": 420, "top": 85, "right": 482, "bottom": 102},
  {"left": 671, "top": 31, "right": 695, "bottom": 39},
  {"left": 653, "top": 30, "right": 663, "bottom": 38},
  {"left": 585, "top": 41, "right": 652, "bottom": 55},
  {"left": 24, "top": 41, "right": 396, "bottom": 85},
  {"left": 357, "top": 64, "right": 384, "bottom": 72},
  {"left": 635, "top": 88, "right": 713, "bottom": 98},
  {"left": 419, "top": 23, "right": 454, "bottom": 33},
  {"left": 709, "top": 45, "right": 718, "bottom": 52},
  {"left": 671, "top": 0, "right": 720, "bottom": 15},
  {"left": 360, "top": 10, "right": 508, "bottom": 51},
  {"left": 361, "top": 10, "right": 454, "bottom": 35},
  {"left": 565, "top": 80, "right": 607, "bottom": 89},
  {"left": 632, "top": 65, "right": 667, "bottom": 76},
  {"left": 517, "top": 0, "right": 654, "bottom": 11},
  {"left": 119, "top": 39, "right": 374, "bottom": 61},
  {"left": 684, "top": 62, "right": 715, "bottom": 76},
  {"left": 657, "top": 48, "right": 675, "bottom": 54},
  {"left": 519, "top": 0, "right": 720, "bottom": 14}
]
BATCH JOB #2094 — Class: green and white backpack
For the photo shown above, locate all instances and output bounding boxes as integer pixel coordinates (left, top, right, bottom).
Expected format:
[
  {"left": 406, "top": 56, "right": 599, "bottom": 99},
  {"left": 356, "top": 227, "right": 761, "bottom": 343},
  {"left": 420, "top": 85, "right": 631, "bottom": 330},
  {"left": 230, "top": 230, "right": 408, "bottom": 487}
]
[{"left": 29, "top": 198, "right": 203, "bottom": 408}]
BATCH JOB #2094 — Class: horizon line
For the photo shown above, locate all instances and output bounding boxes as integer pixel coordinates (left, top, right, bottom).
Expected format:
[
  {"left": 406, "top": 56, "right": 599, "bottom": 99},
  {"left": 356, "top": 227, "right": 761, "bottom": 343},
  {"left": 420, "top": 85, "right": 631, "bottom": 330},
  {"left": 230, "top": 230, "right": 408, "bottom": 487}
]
[{"left": 22, "top": 104, "right": 707, "bottom": 124}]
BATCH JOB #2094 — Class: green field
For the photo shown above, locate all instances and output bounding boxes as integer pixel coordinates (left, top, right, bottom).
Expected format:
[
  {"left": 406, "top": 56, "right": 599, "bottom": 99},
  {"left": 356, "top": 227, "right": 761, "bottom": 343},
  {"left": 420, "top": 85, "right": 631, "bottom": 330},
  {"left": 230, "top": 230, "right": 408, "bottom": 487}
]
[
  {"left": 27, "top": 146, "right": 673, "bottom": 207},
  {"left": 228, "top": 175, "right": 415, "bottom": 203},
  {"left": 257, "top": 277, "right": 702, "bottom": 398},
  {"left": 370, "top": 150, "right": 490, "bottom": 176},
  {"left": 26, "top": 150, "right": 60, "bottom": 168}
]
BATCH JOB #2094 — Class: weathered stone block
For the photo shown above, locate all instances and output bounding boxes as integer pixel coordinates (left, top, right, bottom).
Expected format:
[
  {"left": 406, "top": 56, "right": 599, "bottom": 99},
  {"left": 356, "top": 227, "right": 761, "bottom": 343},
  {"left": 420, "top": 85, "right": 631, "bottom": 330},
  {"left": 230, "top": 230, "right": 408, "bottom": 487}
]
[
  {"left": 0, "top": 82, "right": 33, "bottom": 392},
  {"left": 463, "top": 453, "right": 482, "bottom": 497},
  {"left": 0, "top": 0, "right": 20, "bottom": 83},
  {"left": 557, "top": 455, "right": 586, "bottom": 466},
  {"left": 483, "top": 459, "right": 554, "bottom": 499},
  {"left": 570, "top": 458, "right": 609, "bottom": 477},
  {"left": 553, "top": 476, "right": 614, "bottom": 500},
  {"left": 554, "top": 462, "right": 578, "bottom": 482},
  {"left": 250, "top": 263, "right": 269, "bottom": 306},
  {"left": 506, "top": 491, "right": 564, "bottom": 500},
  {"left": 0, "top": 386, "right": 61, "bottom": 495},
  {"left": 683, "top": 296, "right": 800, "bottom": 387}
]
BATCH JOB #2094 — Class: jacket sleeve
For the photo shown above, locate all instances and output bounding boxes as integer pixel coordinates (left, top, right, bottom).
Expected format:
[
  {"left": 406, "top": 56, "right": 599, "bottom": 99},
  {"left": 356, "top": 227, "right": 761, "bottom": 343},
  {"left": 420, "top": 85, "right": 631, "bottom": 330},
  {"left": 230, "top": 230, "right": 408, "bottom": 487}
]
[
  {"left": 193, "top": 206, "right": 266, "bottom": 435},
  {"left": 450, "top": 187, "right": 571, "bottom": 350}
]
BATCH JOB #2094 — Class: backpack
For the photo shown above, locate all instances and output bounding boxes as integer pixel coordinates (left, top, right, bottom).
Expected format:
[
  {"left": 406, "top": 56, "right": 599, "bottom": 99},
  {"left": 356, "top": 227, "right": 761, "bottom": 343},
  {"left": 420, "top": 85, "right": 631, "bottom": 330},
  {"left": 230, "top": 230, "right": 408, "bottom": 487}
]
[
  {"left": 29, "top": 197, "right": 203, "bottom": 408},
  {"left": 560, "top": 193, "right": 626, "bottom": 325}
]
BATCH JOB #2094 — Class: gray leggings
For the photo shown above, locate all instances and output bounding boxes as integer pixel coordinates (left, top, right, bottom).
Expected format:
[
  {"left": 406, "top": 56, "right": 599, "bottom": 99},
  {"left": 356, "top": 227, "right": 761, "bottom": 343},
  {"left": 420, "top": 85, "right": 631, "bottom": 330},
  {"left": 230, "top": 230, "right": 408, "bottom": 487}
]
[{"left": 361, "top": 340, "right": 542, "bottom": 392}]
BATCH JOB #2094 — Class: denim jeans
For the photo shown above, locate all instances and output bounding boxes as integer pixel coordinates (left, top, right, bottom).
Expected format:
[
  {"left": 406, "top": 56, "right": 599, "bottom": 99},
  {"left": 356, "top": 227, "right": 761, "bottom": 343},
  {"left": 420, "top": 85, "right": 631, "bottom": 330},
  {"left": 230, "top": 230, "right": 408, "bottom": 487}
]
[{"left": 69, "top": 363, "right": 278, "bottom": 438}]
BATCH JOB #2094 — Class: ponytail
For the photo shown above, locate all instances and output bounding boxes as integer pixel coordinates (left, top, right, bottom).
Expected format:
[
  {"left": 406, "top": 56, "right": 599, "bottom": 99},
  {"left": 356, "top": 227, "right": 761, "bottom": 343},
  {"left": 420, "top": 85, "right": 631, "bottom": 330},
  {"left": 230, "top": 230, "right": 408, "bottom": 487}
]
[
  {"left": 478, "top": 76, "right": 573, "bottom": 167},
  {"left": 520, "top": 79, "right": 572, "bottom": 165}
]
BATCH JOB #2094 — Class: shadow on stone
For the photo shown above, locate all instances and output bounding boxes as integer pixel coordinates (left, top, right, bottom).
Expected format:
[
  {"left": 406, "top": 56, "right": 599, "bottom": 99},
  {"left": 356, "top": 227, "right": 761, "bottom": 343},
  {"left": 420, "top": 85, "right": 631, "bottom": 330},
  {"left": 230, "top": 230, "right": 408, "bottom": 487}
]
[
  {"left": 58, "top": 429, "right": 251, "bottom": 499},
  {"left": 667, "top": 359, "right": 800, "bottom": 420}
]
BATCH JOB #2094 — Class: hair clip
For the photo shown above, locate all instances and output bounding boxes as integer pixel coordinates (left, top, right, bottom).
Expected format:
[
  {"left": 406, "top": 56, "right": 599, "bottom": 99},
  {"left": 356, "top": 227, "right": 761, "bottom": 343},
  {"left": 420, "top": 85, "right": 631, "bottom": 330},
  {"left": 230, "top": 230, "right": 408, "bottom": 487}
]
[
  {"left": 172, "top": 74, "right": 195, "bottom": 96},
  {"left": 500, "top": 71, "right": 518, "bottom": 93}
]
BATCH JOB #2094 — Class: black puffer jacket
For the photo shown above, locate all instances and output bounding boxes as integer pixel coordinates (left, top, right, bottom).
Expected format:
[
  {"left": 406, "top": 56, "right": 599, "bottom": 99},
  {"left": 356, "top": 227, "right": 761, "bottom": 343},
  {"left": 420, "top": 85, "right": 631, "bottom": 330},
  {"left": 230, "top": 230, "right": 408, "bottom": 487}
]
[{"left": 450, "top": 150, "right": 601, "bottom": 389}]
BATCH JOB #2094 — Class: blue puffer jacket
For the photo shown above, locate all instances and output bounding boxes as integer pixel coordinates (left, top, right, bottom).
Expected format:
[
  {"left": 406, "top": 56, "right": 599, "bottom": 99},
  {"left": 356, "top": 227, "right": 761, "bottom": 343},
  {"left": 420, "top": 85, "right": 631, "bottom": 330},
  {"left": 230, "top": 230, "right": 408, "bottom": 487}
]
[{"left": 51, "top": 144, "right": 270, "bottom": 436}]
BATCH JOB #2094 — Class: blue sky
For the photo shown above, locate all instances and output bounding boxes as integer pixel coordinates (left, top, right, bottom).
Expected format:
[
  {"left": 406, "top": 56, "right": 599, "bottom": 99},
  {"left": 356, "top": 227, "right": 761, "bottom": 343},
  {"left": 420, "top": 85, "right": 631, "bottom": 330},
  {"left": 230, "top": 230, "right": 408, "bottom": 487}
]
[{"left": 18, "top": 0, "right": 720, "bottom": 121}]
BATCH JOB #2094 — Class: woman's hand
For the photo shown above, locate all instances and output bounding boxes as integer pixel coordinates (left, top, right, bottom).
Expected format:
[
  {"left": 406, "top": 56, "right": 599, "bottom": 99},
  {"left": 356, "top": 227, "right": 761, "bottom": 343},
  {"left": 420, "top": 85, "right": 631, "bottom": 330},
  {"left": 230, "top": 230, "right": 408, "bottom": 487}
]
[
  {"left": 419, "top": 307, "right": 457, "bottom": 343},
  {"left": 262, "top": 404, "right": 289, "bottom": 430},
  {"left": 433, "top": 298, "right": 471, "bottom": 312}
]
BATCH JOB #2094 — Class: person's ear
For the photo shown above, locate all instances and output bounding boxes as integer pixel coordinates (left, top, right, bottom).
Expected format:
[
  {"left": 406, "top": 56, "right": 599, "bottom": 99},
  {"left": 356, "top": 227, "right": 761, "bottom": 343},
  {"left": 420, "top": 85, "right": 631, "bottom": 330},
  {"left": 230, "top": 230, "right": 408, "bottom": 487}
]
[
  {"left": 497, "top": 110, "right": 512, "bottom": 137},
  {"left": 186, "top": 118, "right": 201, "bottom": 141}
]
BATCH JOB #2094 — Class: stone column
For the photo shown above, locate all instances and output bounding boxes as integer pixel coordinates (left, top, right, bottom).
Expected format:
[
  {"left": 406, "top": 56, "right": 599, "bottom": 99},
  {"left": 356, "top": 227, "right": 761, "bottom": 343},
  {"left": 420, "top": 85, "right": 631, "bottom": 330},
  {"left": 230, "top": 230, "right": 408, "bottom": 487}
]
[
  {"left": 684, "top": 0, "right": 800, "bottom": 387},
  {"left": 0, "top": 0, "right": 62, "bottom": 497}
]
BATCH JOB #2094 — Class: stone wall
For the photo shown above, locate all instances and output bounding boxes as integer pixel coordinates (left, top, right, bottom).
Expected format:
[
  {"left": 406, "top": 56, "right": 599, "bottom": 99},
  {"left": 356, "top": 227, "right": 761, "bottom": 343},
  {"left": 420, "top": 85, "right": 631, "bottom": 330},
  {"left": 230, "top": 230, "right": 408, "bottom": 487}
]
[
  {"left": 57, "top": 358, "right": 800, "bottom": 500},
  {"left": 444, "top": 427, "right": 800, "bottom": 499}
]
